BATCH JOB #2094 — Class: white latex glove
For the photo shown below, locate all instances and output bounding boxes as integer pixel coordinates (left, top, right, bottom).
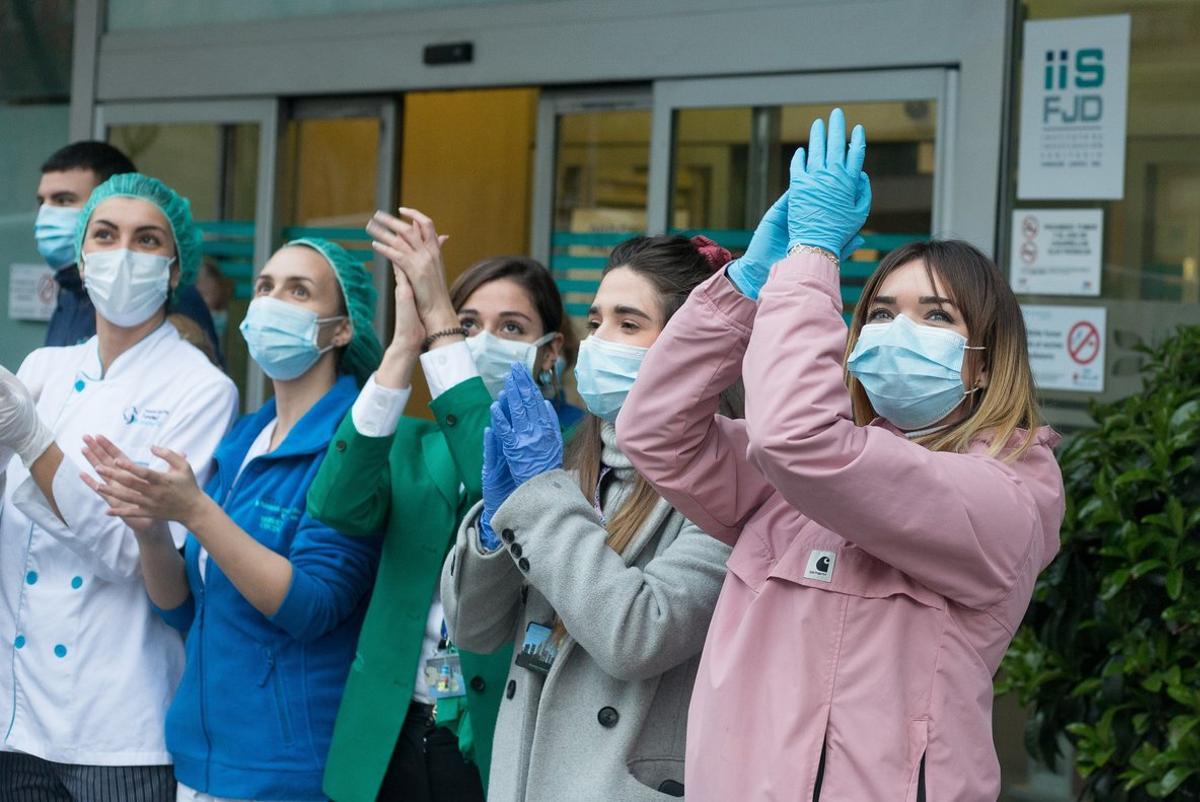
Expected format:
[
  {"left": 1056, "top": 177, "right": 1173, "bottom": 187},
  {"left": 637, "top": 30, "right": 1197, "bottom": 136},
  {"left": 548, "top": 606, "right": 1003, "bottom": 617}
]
[{"left": 0, "top": 366, "right": 55, "bottom": 467}]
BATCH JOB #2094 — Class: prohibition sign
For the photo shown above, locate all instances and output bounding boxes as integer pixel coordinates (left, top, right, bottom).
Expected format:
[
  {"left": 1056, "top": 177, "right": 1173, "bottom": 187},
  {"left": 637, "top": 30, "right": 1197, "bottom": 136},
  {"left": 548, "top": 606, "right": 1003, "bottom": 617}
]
[{"left": 1067, "top": 320, "right": 1100, "bottom": 365}]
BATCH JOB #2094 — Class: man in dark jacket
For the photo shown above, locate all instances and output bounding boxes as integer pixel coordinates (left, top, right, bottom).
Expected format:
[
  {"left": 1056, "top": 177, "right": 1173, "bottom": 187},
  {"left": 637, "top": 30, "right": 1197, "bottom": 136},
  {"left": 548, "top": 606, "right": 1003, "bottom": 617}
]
[{"left": 34, "top": 141, "right": 222, "bottom": 361}]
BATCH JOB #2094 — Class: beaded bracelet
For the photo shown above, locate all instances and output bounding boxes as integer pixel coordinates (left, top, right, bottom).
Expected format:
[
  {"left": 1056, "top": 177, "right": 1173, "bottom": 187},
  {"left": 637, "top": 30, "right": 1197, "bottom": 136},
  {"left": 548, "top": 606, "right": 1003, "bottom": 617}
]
[
  {"left": 787, "top": 243, "right": 840, "bottom": 270},
  {"left": 422, "top": 327, "right": 467, "bottom": 352}
]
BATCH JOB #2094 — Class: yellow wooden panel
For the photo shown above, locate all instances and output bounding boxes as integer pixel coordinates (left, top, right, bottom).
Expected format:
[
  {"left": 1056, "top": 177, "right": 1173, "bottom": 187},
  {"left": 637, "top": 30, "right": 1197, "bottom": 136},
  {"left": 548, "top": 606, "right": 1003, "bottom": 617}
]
[{"left": 398, "top": 87, "right": 539, "bottom": 417}]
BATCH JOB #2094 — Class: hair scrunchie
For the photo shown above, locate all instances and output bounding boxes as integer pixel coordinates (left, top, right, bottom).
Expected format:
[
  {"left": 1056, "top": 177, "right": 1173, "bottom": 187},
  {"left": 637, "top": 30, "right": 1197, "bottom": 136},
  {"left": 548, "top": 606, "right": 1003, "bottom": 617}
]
[{"left": 690, "top": 235, "right": 733, "bottom": 273}]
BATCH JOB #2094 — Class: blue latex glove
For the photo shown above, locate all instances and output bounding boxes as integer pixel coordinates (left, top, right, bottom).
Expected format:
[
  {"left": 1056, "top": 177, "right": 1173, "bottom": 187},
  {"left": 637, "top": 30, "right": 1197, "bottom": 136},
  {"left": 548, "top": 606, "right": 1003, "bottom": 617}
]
[
  {"left": 726, "top": 192, "right": 788, "bottom": 301},
  {"left": 729, "top": 196, "right": 866, "bottom": 299},
  {"left": 479, "top": 424, "right": 516, "bottom": 551},
  {"left": 493, "top": 364, "right": 563, "bottom": 485},
  {"left": 787, "top": 108, "right": 872, "bottom": 256}
]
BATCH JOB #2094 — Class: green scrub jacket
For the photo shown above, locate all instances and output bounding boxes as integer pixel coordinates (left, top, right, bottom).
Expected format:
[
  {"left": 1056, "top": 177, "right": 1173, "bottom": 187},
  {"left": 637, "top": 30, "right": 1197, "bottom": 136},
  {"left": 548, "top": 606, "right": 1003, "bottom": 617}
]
[{"left": 308, "top": 377, "right": 511, "bottom": 802}]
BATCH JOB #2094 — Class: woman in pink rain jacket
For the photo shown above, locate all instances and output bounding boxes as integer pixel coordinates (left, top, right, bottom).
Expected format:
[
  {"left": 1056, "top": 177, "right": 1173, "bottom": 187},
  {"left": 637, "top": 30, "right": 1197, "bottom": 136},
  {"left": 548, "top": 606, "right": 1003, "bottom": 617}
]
[{"left": 617, "top": 110, "right": 1065, "bottom": 801}]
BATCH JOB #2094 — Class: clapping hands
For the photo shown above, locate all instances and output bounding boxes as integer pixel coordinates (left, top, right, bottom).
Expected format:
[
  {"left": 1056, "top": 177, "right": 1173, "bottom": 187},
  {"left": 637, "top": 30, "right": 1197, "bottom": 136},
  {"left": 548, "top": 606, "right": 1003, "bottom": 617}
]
[
  {"left": 727, "top": 108, "right": 871, "bottom": 300},
  {"left": 786, "top": 108, "right": 871, "bottom": 258},
  {"left": 478, "top": 366, "right": 564, "bottom": 550}
]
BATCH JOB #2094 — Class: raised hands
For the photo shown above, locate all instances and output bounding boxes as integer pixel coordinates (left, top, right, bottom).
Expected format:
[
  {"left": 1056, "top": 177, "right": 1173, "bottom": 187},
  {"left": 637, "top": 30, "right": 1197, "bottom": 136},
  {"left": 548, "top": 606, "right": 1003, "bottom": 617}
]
[
  {"left": 367, "top": 206, "right": 459, "bottom": 387},
  {"left": 80, "top": 434, "right": 165, "bottom": 537},
  {"left": 367, "top": 207, "right": 460, "bottom": 338},
  {"left": 81, "top": 435, "right": 207, "bottom": 529},
  {"left": 478, "top": 366, "right": 564, "bottom": 551},
  {"left": 491, "top": 365, "right": 564, "bottom": 486},
  {"left": 726, "top": 193, "right": 789, "bottom": 301},
  {"left": 479, "top": 426, "right": 516, "bottom": 551},
  {"left": 787, "top": 107, "right": 871, "bottom": 258}
]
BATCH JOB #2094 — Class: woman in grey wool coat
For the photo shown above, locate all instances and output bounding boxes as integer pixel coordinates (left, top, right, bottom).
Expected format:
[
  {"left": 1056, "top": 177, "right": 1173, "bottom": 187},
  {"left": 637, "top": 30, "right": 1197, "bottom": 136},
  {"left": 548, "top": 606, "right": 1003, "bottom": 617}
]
[{"left": 441, "top": 235, "right": 736, "bottom": 801}]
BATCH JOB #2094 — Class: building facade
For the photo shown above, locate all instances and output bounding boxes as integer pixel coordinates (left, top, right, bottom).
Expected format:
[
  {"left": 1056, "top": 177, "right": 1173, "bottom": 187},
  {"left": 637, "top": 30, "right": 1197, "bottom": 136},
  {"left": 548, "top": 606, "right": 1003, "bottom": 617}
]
[{"left": 1, "top": 2, "right": 1197, "bottom": 797}]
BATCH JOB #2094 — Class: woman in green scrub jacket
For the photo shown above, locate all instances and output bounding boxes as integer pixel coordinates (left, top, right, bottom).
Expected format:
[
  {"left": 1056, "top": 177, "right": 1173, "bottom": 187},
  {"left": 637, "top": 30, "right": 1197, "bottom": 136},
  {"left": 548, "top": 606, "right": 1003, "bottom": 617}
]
[{"left": 308, "top": 208, "right": 578, "bottom": 802}]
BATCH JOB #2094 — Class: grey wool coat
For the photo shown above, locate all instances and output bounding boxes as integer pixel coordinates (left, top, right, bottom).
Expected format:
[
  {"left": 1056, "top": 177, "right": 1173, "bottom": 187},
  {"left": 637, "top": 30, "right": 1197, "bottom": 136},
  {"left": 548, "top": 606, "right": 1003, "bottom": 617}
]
[{"left": 440, "top": 424, "right": 730, "bottom": 802}]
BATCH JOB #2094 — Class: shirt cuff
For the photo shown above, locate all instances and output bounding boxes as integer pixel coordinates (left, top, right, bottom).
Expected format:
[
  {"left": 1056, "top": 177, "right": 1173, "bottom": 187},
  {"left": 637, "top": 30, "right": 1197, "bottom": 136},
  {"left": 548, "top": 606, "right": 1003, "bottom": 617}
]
[
  {"left": 351, "top": 374, "right": 412, "bottom": 438},
  {"left": 420, "top": 341, "right": 479, "bottom": 399}
]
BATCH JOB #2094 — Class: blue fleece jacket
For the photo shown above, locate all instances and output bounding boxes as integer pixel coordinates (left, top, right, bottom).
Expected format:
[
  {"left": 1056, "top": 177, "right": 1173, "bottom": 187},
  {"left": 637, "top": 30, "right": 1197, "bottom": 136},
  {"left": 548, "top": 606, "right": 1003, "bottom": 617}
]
[{"left": 156, "top": 375, "right": 380, "bottom": 801}]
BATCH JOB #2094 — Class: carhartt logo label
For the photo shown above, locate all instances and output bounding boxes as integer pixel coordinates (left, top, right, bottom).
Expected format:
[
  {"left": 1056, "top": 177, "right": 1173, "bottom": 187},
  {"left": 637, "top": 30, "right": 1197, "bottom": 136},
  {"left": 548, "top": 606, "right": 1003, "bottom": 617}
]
[{"left": 804, "top": 550, "right": 836, "bottom": 583}]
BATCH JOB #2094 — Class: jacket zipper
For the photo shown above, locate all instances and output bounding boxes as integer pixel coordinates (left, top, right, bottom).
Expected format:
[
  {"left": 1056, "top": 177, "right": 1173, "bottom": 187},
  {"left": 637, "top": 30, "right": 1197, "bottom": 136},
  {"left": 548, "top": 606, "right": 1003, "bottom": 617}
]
[
  {"left": 257, "top": 648, "right": 295, "bottom": 745},
  {"left": 198, "top": 582, "right": 213, "bottom": 789}
]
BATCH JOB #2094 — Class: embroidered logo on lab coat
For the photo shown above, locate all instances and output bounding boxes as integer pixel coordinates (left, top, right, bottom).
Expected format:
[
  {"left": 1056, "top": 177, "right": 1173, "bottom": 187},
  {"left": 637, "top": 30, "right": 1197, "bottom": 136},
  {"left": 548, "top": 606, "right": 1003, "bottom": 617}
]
[
  {"left": 804, "top": 550, "right": 836, "bottom": 583},
  {"left": 122, "top": 406, "right": 170, "bottom": 426}
]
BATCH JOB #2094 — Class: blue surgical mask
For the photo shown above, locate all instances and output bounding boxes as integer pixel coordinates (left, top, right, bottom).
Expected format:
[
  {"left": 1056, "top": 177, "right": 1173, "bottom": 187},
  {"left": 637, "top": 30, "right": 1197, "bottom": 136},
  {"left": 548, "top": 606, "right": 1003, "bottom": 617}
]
[
  {"left": 846, "top": 313, "right": 984, "bottom": 431},
  {"left": 466, "top": 330, "right": 556, "bottom": 399},
  {"left": 240, "top": 297, "right": 345, "bottom": 381},
  {"left": 35, "top": 204, "right": 81, "bottom": 270},
  {"left": 574, "top": 335, "right": 649, "bottom": 422}
]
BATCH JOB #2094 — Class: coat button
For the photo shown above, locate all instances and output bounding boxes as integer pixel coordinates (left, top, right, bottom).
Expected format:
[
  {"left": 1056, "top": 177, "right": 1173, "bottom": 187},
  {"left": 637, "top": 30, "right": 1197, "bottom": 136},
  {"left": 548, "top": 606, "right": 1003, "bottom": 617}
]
[
  {"left": 510, "top": 542, "right": 523, "bottom": 558},
  {"left": 470, "top": 675, "right": 486, "bottom": 692},
  {"left": 506, "top": 679, "right": 516, "bottom": 699},
  {"left": 335, "top": 440, "right": 347, "bottom": 452},
  {"left": 501, "top": 528, "right": 515, "bottom": 543},
  {"left": 445, "top": 414, "right": 458, "bottom": 427},
  {"left": 517, "top": 557, "right": 530, "bottom": 572},
  {"left": 597, "top": 706, "right": 619, "bottom": 728}
]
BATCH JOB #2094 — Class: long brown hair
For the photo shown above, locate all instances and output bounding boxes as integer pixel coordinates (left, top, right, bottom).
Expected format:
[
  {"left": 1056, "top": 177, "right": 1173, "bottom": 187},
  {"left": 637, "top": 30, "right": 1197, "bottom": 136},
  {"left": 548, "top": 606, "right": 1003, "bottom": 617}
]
[
  {"left": 845, "top": 240, "right": 1042, "bottom": 460},
  {"left": 566, "top": 235, "right": 728, "bottom": 557}
]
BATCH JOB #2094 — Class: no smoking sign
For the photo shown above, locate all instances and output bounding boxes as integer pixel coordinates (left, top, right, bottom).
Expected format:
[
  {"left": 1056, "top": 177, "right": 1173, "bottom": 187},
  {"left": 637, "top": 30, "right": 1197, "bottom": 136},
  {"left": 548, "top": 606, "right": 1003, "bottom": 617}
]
[{"left": 1067, "top": 320, "right": 1101, "bottom": 365}]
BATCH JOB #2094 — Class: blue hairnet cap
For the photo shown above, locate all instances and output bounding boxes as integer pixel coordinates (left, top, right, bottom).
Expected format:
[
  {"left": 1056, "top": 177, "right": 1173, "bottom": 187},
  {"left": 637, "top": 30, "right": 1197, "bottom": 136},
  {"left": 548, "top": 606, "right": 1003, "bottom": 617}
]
[
  {"left": 74, "top": 173, "right": 203, "bottom": 292},
  {"left": 286, "top": 238, "right": 382, "bottom": 386}
]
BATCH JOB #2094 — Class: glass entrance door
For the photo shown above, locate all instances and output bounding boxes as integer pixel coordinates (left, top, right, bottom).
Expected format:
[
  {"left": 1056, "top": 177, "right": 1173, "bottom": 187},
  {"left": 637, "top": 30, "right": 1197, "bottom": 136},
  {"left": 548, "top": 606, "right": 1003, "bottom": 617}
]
[
  {"left": 650, "top": 69, "right": 953, "bottom": 321},
  {"left": 532, "top": 89, "right": 653, "bottom": 321},
  {"left": 96, "top": 98, "right": 278, "bottom": 408},
  {"left": 278, "top": 97, "right": 397, "bottom": 347},
  {"left": 531, "top": 71, "right": 951, "bottom": 328}
]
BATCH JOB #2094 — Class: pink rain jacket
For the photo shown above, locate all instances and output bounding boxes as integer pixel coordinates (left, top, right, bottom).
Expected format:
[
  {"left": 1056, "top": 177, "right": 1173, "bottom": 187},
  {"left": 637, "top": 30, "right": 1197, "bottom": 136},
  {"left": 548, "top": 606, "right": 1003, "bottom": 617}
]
[{"left": 617, "top": 252, "right": 1065, "bottom": 801}]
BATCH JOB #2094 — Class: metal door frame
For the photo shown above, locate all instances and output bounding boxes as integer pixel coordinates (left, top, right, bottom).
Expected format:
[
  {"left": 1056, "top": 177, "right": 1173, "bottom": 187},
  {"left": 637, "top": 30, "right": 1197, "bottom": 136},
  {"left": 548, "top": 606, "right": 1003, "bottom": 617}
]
[
  {"left": 94, "top": 98, "right": 280, "bottom": 407},
  {"left": 530, "top": 87, "right": 653, "bottom": 267},
  {"left": 647, "top": 68, "right": 957, "bottom": 237}
]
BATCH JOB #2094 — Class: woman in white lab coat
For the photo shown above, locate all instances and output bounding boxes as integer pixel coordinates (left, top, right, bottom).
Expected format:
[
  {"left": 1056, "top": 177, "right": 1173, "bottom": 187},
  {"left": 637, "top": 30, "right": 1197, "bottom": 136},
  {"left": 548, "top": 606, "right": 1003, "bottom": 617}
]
[{"left": 0, "top": 173, "right": 238, "bottom": 802}]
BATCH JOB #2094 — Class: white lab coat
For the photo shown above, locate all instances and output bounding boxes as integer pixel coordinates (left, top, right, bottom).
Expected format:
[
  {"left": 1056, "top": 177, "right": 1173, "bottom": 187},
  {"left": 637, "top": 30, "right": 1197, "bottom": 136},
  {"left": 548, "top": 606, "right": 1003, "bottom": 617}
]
[{"left": 0, "top": 324, "right": 238, "bottom": 766}]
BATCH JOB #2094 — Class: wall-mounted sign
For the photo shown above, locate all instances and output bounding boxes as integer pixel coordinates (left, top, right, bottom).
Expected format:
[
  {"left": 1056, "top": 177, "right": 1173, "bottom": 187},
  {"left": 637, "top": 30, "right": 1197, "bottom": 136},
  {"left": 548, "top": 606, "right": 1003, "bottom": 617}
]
[
  {"left": 8, "top": 263, "right": 56, "bottom": 322},
  {"left": 1010, "top": 208, "right": 1103, "bottom": 296},
  {"left": 1017, "top": 14, "right": 1130, "bottom": 200},
  {"left": 1022, "top": 304, "right": 1107, "bottom": 393}
]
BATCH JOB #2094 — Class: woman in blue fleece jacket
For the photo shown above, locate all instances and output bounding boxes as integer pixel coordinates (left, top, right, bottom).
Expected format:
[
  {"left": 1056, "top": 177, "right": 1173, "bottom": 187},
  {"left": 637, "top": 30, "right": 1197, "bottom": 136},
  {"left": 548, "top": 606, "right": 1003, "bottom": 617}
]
[{"left": 81, "top": 238, "right": 384, "bottom": 802}]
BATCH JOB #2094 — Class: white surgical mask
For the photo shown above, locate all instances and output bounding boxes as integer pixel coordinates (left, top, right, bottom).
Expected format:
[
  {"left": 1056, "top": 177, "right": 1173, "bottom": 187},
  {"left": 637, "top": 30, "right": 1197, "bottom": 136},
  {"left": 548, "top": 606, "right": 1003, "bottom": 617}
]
[
  {"left": 82, "top": 248, "right": 174, "bottom": 328},
  {"left": 466, "top": 330, "right": 555, "bottom": 399},
  {"left": 574, "top": 335, "right": 649, "bottom": 422}
]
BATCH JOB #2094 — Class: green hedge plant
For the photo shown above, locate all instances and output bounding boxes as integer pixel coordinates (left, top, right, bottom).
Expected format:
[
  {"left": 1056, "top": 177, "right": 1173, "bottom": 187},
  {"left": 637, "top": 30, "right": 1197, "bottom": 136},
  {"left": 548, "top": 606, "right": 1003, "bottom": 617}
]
[{"left": 999, "top": 325, "right": 1200, "bottom": 801}]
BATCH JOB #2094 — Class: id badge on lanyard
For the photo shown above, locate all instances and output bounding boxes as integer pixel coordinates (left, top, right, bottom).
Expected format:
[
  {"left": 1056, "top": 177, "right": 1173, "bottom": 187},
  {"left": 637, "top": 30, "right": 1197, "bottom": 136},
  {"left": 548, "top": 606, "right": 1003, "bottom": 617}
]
[
  {"left": 424, "top": 621, "right": 467, "bottom": 699},
  {"left": 515, "top": 621, "right": 559, "bottom": 676}
]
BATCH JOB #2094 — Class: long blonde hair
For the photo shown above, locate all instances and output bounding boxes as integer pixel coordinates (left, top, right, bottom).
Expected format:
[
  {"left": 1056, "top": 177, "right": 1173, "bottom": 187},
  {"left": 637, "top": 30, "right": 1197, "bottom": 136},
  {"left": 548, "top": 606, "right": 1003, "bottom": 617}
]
[{"left": 844, "top": 240, "right": 1042, "bottom": 460}]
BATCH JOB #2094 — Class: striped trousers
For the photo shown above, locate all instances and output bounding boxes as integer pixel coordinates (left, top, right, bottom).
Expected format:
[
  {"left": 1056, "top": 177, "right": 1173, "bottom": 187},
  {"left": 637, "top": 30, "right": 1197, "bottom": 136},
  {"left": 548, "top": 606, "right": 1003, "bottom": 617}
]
[{"left": 0, "top": 752, "right": 174, "bottom": 802}]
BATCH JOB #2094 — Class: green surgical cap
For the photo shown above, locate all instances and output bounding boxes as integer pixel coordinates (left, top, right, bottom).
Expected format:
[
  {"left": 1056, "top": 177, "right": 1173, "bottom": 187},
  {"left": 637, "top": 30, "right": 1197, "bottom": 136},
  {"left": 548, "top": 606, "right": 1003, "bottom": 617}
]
[
  {"left": 287, "top": 238, "right": 382, "bottom": 386},
  {"left": 74, "top": 172, "right": 203, "bottom": 292}
]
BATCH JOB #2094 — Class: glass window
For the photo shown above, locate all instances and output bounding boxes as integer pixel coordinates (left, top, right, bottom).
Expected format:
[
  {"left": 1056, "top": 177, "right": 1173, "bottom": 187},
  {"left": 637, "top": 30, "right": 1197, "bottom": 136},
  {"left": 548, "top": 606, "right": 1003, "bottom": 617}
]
[
  {"left": 0, "top": 0, "right": 73, "bottom": 366},
  {"left": 551, "top": 108, "right": 653, "bottom": 319},
  {"left": 1005, "top": 1, "right": 1200, "bottom": 421},
  {"left": 108, "top": 122, "right": 261, "bottom": 401},
  {"left": 669, "top": 100, "right": 936, "bottom": 318}
]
